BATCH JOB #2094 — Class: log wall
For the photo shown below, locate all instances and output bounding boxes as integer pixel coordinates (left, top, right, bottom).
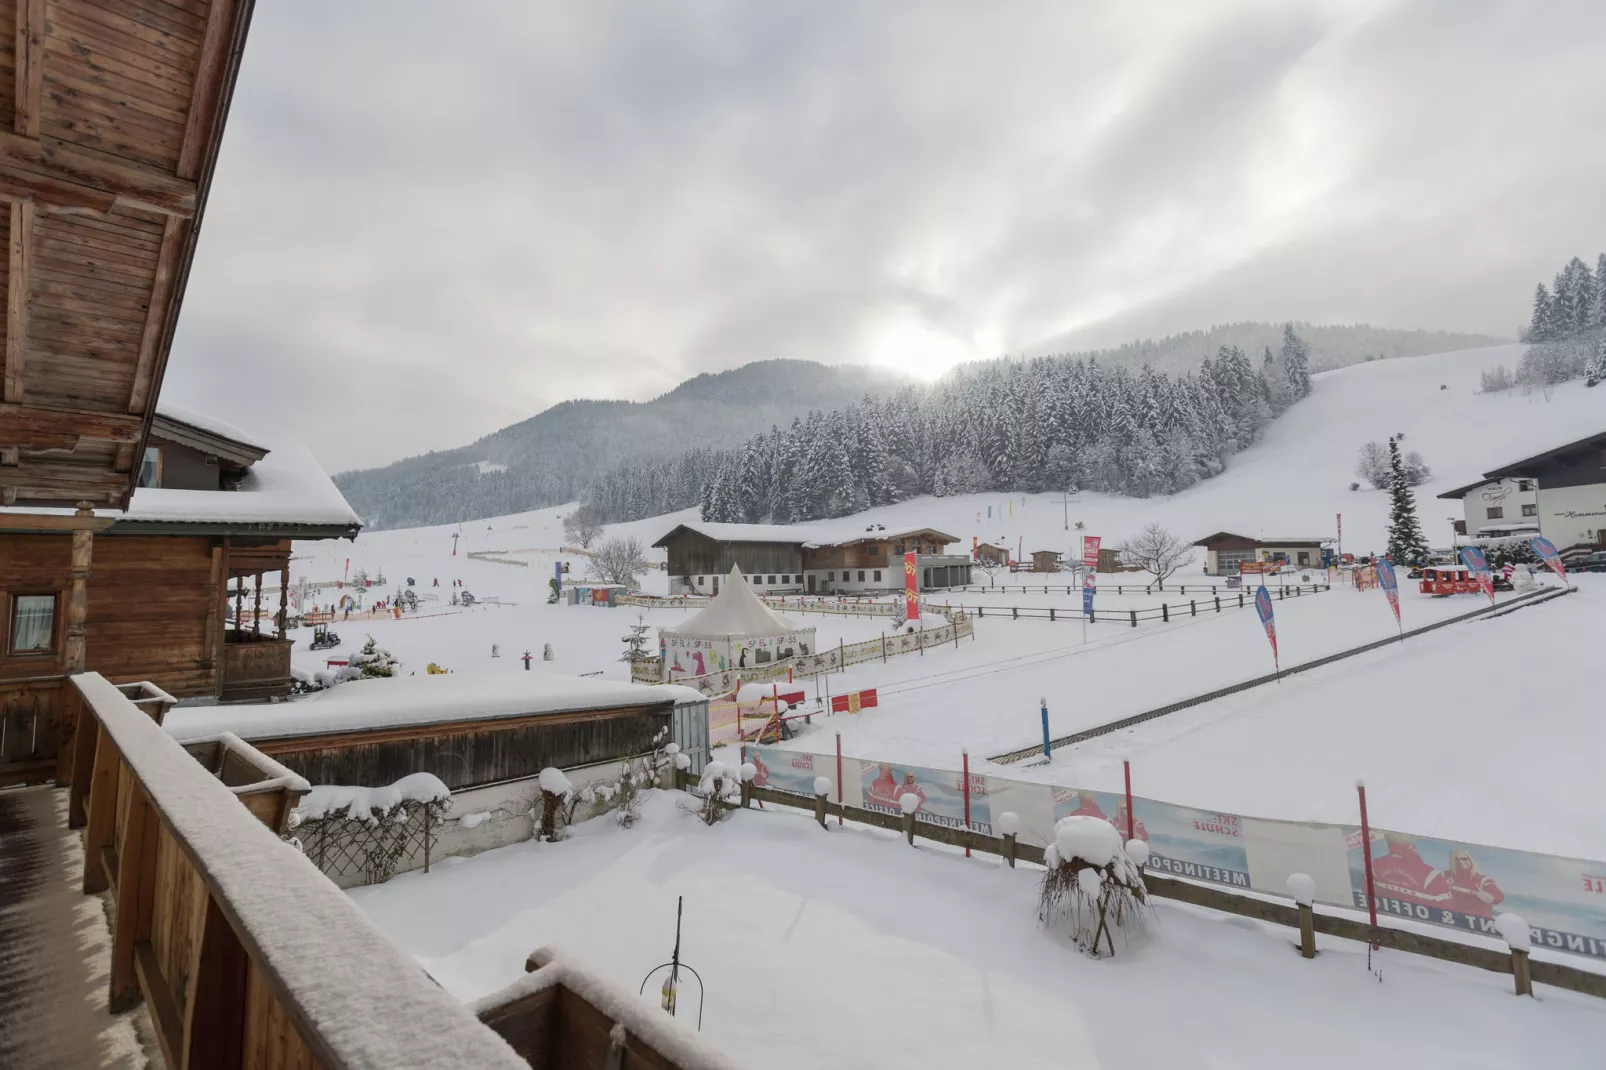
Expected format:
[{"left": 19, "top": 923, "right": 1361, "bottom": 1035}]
[{"left": 252, "top": 705, "right": 674, "bottom": 792}]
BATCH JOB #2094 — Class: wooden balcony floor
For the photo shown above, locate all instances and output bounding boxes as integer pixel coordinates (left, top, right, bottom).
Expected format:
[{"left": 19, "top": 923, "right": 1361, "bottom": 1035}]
[{"left": 0, "top": 787, "right": 159, "bottom": 1070}]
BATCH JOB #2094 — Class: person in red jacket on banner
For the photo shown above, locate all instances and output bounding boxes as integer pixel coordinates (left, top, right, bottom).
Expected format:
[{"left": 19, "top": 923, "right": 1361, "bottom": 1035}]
[
  {"left": 866, "top": 764, "right": 901, "bottom": 809},
  {"left": 895, "top": 771, "right": 926, "bottom": 811},
  {"left": 1372, "top": 832, "right": 1453, "bottom": 912},
  {"left": 1447, "top": 848, "right": 1504, "bottom": 918},
  {"left": 1061, "top": 790, "right": 1108, "bottom": 821},
  {"left": 747, "top": 752, "right": 771, "bottom": 789},
  {"left": 1111, "top": 799, "right": 1148, "bottom": 843}
]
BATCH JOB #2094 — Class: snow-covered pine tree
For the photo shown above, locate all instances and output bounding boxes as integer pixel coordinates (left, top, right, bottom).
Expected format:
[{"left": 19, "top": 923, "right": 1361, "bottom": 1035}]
[
  {"left": 1528, "top": 283, "right": 1552, "bottom": 341},
  {"left": 1281, "top": 323, "right": 1311, "bottom": 398},
  {"left": 619, "top": 613, "right": 652, "bottom": 663},
  {"left": 1384, "top": 436, "right": 1429, "bottom": 566},
  {"left": 1597, "top": 253, "right": 1606, "bottom": 329},
  {"left": 1586, "top": 339, "right": 1605, "bottom": 388}
]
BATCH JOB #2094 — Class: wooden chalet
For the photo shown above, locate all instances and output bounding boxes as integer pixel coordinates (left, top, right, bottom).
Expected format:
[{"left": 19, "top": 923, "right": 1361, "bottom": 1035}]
[
  {"left": 0, "top": 4, "right": 741, "bottom": 1067},
  {"left": 654, "top": 520, "right": 972, "bottom": 595}
]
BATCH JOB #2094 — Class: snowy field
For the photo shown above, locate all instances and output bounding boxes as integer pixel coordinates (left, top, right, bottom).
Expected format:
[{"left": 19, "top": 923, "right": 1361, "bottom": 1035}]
[{"left": 352, "top": 792, "right": 1606, "bottom": 1070}]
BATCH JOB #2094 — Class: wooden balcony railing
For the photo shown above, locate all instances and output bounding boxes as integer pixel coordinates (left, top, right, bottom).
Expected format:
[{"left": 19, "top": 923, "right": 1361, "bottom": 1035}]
[{"left": 61, "top": 671, "right": 531, "bottom": 1070}]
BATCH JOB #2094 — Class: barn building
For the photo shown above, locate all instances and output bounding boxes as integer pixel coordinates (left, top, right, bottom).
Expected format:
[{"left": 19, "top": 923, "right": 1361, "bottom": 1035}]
[
  {"left": 653, "top": 521, "right": 973, "bottom": 595},
  {"left": 1193, "top": 532, "right": 1332, "bottom": 576}
]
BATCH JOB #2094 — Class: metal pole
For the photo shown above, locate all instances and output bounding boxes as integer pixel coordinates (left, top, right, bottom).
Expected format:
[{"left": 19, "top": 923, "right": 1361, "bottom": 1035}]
[
  {"left": 835, "top": 733, "right": 844, "bottom": 826},
  {"left": 1040, "top": 699, "right": 1051, "bottom": 761},
  {"left": 961, "top": 749, "right": 971, "bottom": 858}
]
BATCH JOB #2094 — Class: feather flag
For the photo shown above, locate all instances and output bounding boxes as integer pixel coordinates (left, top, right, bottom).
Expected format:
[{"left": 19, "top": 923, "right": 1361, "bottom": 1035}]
[{"left": 1254, "top": 584, "right": 1279, "bottom": 672}]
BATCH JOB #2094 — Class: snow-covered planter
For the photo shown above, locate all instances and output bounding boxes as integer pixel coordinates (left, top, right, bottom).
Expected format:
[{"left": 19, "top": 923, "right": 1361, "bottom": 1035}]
[{"left": 1038, "top": 816, "right": 1151, "bottom": 957}]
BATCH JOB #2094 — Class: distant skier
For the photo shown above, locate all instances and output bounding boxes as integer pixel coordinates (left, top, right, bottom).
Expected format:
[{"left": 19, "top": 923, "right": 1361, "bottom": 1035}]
[
  {"left": 543, "top": 642, "right": 553, "bottom": 661},
  {"left": 521, "top": 650, "right": 532, "bottom": 670},
  {"left": 491, "top": 643, "right": 500, "bottom": 658}
]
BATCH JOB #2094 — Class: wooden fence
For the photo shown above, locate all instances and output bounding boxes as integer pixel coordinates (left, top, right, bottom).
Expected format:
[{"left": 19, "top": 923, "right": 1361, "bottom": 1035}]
[
  {"left": 954, "top": 583, "right": 1329, "bottom": 627},
  {"left": 700, "top": 772, "right": 1605, "bottom": 1001},
  {"left": 948, "top": 579, "right": 1328, "bottom": 596}
]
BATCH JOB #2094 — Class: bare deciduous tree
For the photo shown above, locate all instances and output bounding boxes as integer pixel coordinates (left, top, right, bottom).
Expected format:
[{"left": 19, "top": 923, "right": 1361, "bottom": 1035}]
[
  {"left": 563, "top": 503, "right": 606, "bottom": 549},
  {"left": 587, "top": 535, "right": 650, "bottom": 587},
  {"left": 1355, "top": 441, "right": 1390, "bottom": 490},
  {"left": 1117, "top": 523, "right": 1195, "bottom": 590}
]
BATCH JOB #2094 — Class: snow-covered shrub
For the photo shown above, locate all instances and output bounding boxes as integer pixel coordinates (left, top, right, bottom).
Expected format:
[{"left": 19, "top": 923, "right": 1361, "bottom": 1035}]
[
  {"left": 612, "top": 726, "right": 673, "bottom": 829},
  {"left": 537, "top": 767, "right": 573, "bottom": 841},
  {"left": 693, "top": 760, "right": 740, "bottom": 825},
  {"left": 1037, "top": 816, "right": 1152, "bottom": 957},
  {"left": 349, "top": 634, "right": 399, "bottom": 678}
]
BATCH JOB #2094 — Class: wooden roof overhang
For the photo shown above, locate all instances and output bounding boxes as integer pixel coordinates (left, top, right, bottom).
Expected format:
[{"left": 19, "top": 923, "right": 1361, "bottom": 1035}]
[{"left": 0, "top": 0, "right": 255, "bottom": 509}]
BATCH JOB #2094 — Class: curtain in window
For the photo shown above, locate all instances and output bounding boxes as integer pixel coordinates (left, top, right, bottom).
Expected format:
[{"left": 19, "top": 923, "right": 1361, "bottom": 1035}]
[{"left": 12, "top": 596, "right": 54, "bottom": 651}]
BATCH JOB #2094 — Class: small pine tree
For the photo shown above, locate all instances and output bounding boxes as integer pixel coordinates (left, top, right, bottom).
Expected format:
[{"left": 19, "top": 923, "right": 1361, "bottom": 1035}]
[
  {"left": 620, "top": 613, "right": 652, "bottom": 662},
  {"left": 1384, "top": 436, "right": 1429, "bottom": 566},
  {"left": 1586, "top": 339, "right": 1606, "bottom": 388}
]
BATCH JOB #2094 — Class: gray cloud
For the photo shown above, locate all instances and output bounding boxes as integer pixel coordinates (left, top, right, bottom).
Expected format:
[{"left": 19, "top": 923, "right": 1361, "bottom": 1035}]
[{"left": 161, "top": 0, "right": 1606, "bottom": 471}]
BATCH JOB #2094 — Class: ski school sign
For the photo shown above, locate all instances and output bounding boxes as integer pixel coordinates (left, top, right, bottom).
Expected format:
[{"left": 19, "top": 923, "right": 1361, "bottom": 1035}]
[
  {"left": 1081, "top": 536, "right": 1100, "bottom": 617},
  {"left": 1459, "top": 546, "right": 1495, "bottom": 603},
  {"left": 1376, "top": 557, "right": 1401, "bottom": 627},
  {"left": 1253, "top": 584, "right": 1278, "bottom": 671},
  {"left": 1530, "top": 536, "right": 1569, "bottom": 585}
]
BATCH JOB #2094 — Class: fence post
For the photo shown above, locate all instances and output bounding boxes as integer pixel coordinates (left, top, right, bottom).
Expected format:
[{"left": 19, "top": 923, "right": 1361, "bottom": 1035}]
[
  {"left": 1279, "top": 586, "right": 1285, "bottom": 601},
  {"left": 1123, "top": 759, "right": 1134, "bottom": 841},
  {"left": 836, "top": 733, "right": 843, "bottom": 826},
  {"left": 1003, "top": 832, "right": 1017, "bottom": 868},
  {"left": 1298, "top": 901, "right": 1316, "bottom": 959},
  {"left": 1239, "top": 592, "right": 1244, "bottom": 608},
  {"left": 838, "top": 637, "right": 844, "bottom": 672},
  {"left": 1129, "top": 609, "right": 1137, "bottom": 628},
  {"left": 882, "top": 634, "right": 887, "bottom": 662},
  {"left": 1214, "top": 596, "right": 1221, "bottom": 613},
  {"left": 903, "top": 809, "right": 917, "bottom": 845},
  {"left": 1190, "top": 599, "right": 1196, "bottom": 617},
  {"left": 424, "top": 803, "right": 433, "bottom": 874},
  {"left": 1161, "top": 604, "right": 1168, "bottom": 622},
  {"left": 1512, "top": 946, "right": 1534, "bottom": 997},
  {"left": 1012, "top": 606, "right": 1017, "bottom": 619}
]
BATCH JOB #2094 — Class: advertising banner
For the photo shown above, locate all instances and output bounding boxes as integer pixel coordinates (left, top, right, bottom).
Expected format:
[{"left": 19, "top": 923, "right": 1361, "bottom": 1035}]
[
  {"left": 1530, "top": 536, "right": 1568, "bottom": 584},
  {"left": 744, "top": 746, "right": 822, "bottom": 797},
  {"left": 1375, "top": 557, "right": 1401, "bottom": 626},
  {"left": 1253, "top": 585, "right": 1278, "bottom": 666},
  {"left": 1052, "top": 789, "right": 1251, "bottom": 888},
  {"left": 829, "top": 688, "right": 878, "bottom": 714},
  {"left": 862, "top": 760, "right": 991, "bottom": 834},
  {"left": 1459, "top": 545, "right": 1495, "bottom": 602},
  {"left": 1345, "top": 828, "right": 1606, "bottom": 958},
  {"left": 903, "top": 551, "right": 919, "bottom": 622}
]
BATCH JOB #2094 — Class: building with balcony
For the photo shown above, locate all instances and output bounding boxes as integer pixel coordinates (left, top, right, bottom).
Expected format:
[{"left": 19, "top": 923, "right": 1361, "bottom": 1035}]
[
  {"left": 1438, "top": 429, "right": 1606, "bottom": 551},
  {"left": 654, "top": 521, "right": 971, "bottom": 595}
]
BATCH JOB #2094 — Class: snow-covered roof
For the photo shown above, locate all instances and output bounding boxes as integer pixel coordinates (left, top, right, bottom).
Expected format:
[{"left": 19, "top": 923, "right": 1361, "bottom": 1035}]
[
  {"left": 163, "top": 671, "right": 705, "bottom": 743},
  {"left": 661, "top": 566, "right": 809, "bottom": 638},
  {"left": 155, "top": 400, "right": 268, "bottom": 454},
  {"left": 0, "top": 423, "right": 360, "bottom": 534},
  {"left": 653, "top": 520, "right": 958, "bottom": 550}
]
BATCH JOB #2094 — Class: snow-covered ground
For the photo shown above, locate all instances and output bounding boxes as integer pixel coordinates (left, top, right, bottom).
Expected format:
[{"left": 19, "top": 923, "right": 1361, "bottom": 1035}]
[{"left": 352, "top": 792, "right": 1606, "bottom": 1070}]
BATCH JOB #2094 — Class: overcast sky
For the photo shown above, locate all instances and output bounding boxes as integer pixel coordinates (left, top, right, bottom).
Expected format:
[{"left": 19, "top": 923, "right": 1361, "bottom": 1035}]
[{"left": 161, "top": 0, "right": 1606, "bottom": 473}]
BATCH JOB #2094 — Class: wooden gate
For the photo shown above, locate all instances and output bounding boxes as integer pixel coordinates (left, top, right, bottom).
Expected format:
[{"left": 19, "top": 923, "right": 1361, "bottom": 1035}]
[{"left": 0, "top": 677, "right": 65, "bottom": 788}]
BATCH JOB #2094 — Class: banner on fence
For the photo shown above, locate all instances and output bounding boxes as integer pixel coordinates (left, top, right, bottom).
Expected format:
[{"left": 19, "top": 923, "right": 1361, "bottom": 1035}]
[
  {"left": 1253, "top": 585, "right": 1278, "bottom": 668},
  {"left": 737, "top": 745, "right": 1606, "bottom": 961},
  {"left": 830, "top": 688, "right": 878, "bottom": 714}
]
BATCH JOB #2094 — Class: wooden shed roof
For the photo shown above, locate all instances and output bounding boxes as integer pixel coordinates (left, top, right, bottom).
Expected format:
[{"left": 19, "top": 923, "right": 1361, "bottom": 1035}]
[{"left": 0, "top": 0, "right": 255, "bottom": 509}]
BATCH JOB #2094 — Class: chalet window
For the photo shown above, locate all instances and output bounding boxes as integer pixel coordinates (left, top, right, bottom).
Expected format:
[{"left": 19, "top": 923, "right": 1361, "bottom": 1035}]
[
  {"left": 1522, "top": 504, "right": 1537, "bottom": 517},
  {"left": 767, "top": 576, "right": 775, "bottom": 585},
  {"left": 1517, "top": 480, "right": 1533, "bottom": 491},
  {"left": 858, "top": 570, "right": 865, "bottom": 582},
  {"left": 874, "top": 570, "right": 882, "bottom": 582},
  {"left": 895, "top": 542, "right": 905, "bottom": 554},
  {"left": 1486, "top": 507, "right": 1504, "bottom": 520},
  {"left": 9, "top": 593, "right": 57, "bottom": 654},
  {"left": 828, "top": 572, "right": 834, "bottom": 581},
  {"left": 1297, "top": 552, "right": 1310, "bottom": 566},
  {"left": 697, "top": 576, "right": 705, "bottom": 586},
  {"left": 868, "top": 545, "right": 881, "bottom": 556},
  {"left": 138, "top": 446, "right": 161, "bottom": 489}
]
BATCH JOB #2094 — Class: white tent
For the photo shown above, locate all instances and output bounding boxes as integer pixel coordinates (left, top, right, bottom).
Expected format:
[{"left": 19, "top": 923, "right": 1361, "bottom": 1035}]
[{"left": 659, "top": 566, "right": 817, "bottom": 682}]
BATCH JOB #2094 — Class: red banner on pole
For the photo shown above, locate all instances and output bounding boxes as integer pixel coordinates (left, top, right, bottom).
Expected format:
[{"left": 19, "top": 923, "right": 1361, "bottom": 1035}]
[
  {"left": 1080, "top": 535, "right": 1101, "bottom": 570},
  {"left": 903, "top": 551, "right": 919, "bottom": 622}
]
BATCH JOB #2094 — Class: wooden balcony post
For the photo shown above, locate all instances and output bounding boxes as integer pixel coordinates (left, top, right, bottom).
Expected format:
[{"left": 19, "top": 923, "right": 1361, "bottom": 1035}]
[
  {"left": 68, "top": 698, "right": 100, "bottom": 827},
  {"left": 278, "top": 564, "right": 289, "bottom": 635},
  {"left": 82, "top": 729, "right": 119, "bottom": 892},
  {"left": 109, "top": 783, "right": 159, "bottom": 1012},
  {"left": 64, "top": 501, "right": 95, "bottom": 672},
  {"left": 55, "top": 679, "right": 83, "bottom": 786},
  {"left": 181, "top": 895, "right": 249, "bottom": 1070},
  {"left": 252, "top": 571, "right": 262, "bottom": 636}
]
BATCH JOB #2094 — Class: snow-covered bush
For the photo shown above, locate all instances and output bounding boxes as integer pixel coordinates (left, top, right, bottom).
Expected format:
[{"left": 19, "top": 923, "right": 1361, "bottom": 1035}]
[
  {"left": 349, "top": 634, "right": 399, "bottom": 678},
  {"left": 537, "top": 767, "right": 573, "bottom": 842},
  {"left": 1037, "top": 816, "right": 1152, "bottom": 957},
  {"left": 693, "top": 760, "right": 740, "bottom": 825}
]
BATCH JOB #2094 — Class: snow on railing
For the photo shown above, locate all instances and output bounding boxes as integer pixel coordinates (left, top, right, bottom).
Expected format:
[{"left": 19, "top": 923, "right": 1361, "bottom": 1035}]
[{"left": 65, "top": 672, "right": 528, "bottom": 1070}]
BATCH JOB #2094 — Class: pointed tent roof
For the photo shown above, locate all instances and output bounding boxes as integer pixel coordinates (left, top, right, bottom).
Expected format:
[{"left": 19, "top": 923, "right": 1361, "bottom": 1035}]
[{"left": 662, "top": 566, "right": 805, "bottom": 638}]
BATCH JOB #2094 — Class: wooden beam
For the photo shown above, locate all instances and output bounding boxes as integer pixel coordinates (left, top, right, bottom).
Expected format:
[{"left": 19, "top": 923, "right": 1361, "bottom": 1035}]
[
  {"left": 0, "top": 131, "right": 199, "bottom": 217},
  {"left": 0, "top": 463, "right": 126, "bottom": 501},
  {"left": 0, "top": 403, "right": 145, "bottom": 444},
  {"left": 13, "top": 0, "right": 42, "bottom": 138},
  {"left": 0, "top": 163, "right": 116, "bottom": 215},
  {"left": 126, "top": 216, "right": 186, "bottom": 413},
  {"left": 4, "top": 198, "right": 31, "bottom": 401},
  {"left": 178, "top": 0, "right": 238, "bottom": 181},
  {"left": 0, "top": 510, "right": 115, "bottom": 533}
]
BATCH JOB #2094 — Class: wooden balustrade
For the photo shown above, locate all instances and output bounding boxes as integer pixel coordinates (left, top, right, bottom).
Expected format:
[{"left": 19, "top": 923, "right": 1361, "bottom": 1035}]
[{"left": 62, "top": 671, "right": 530, "bottom": 1070}]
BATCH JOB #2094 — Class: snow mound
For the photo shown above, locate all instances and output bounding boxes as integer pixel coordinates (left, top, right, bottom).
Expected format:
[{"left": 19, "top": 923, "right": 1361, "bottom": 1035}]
[
  {"left": 459, "top": 811, "right": 492, "bottom": 829},
  {"left": 704, "top": 760, "right": 728, "bottom": 781},
  {"left": 813, "top": 776, "right": 833, "bottom": 796},
  {"left": 899, "top": 791, "right": 922, "bottom": 814},
  {"left": 997, "top": 811, "right": 1021, "bottom": 836},
  {"left": 538, "top": 767, "right": 573, "bottom": 795},
  {"left": 295, "top": 772, "right": 451, "bottom": 823},
  {"left": 739, "top": 762, "right": 758, "bottom": 782},
  {"left": 1124, "top": 839, "right": 1151, "bottom": 868},
  {"left": 1495, "top": 912, "right": 1532, "bottom": 950},
  {"left": 1054, "top": 815, "right": 1124, "bottom": 867},
  {"left": 1285, "top": 872, "right": 1317, "bottom": 906}
]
